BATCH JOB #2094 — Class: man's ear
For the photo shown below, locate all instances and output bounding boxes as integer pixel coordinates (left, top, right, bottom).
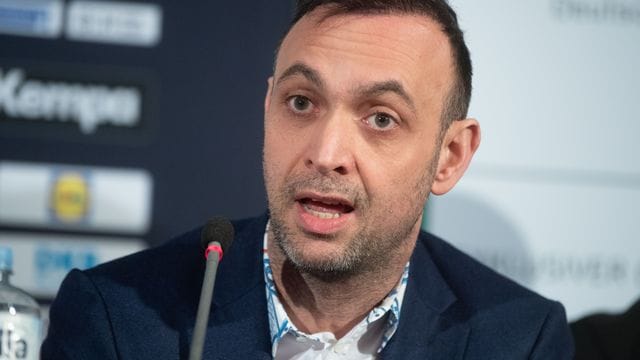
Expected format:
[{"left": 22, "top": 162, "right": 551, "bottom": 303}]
[
  {"left": 431, "top": 118, "right": 481, "bottom": 195},
  {"left": 264, "top": 77, "right": 274, "bottom": 114}
]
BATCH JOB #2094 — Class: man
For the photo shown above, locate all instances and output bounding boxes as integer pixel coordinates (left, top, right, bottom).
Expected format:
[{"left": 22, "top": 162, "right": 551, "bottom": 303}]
[{"left": 42, "top": 1, "right": 574, "bottom": 359}]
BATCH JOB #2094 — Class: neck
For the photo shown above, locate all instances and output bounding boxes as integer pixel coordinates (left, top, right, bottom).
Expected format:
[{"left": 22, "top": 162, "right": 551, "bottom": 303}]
[{"left": 267, "top": 224, "right": 419, "bottom": 339}]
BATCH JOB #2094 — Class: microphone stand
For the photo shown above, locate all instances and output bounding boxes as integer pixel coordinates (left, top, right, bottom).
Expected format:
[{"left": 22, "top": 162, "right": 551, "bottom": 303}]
[{"left": 188, "top": 244, "right": 221, "bottom": 360}]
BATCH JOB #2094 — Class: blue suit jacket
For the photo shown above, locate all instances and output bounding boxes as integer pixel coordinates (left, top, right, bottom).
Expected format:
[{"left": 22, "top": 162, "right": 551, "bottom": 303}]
[{"left": 42, "top": 214, "right": 574, "bottom": 359}]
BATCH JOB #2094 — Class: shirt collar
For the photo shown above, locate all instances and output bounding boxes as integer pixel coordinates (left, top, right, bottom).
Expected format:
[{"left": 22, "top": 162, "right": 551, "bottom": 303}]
[{"left": 262, "top": 223, "right": 410, "bottom": 357}]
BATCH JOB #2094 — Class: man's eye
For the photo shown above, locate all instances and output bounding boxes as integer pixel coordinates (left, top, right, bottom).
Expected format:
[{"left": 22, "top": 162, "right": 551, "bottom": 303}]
[
  {"left": 287, "top": 95, "right": 313, "bottom": 113},
  {"left": 365, "top": 112, "right": 398, "bottom": 131}
]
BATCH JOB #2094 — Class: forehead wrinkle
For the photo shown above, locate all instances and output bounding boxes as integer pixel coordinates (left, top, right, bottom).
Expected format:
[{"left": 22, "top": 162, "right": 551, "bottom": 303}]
[
  {"left": 277, "top": 11, "right": 453, "bottom": 116},
  {"left": 312, "top": 30, "right": 421, "bottom": 67}
]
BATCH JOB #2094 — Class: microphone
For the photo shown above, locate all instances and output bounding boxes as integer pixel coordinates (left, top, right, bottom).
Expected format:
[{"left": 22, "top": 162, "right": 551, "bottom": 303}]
[{"left": 189, "top": 217, "right": 235, "bottom": 360}]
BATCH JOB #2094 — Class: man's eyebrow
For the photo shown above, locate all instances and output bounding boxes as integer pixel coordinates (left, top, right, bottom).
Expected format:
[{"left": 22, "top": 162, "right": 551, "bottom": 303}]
[
  {"left": 356, "top": 80, "right": 416, "bottom": 112},
  {"left": 276, "top": 62, "right": 324, "bottom": 88}
]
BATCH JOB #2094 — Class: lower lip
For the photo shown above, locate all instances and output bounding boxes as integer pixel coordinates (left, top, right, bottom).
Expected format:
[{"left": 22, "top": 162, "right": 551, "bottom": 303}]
[{"left": 295, "top": 201, "right": 353, "bottom": 235}]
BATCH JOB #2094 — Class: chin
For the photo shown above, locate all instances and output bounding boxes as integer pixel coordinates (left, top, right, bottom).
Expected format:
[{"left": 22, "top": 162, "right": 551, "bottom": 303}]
[{"left": 282, "top": 236, "right": 363, "bottom": 275}]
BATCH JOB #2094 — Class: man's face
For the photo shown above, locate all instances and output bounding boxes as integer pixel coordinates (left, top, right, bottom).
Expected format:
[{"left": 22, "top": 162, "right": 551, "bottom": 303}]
[{"left": 263, "top": 9, "right": 455, "bottom": 276}]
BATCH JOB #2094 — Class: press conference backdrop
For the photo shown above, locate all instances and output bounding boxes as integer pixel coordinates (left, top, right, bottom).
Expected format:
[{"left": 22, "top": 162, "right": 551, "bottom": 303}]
[
  {"left": 0, "top": 0, "right": 292, "bottom": 299},
  {"left": 0, "top": 0, "right": 637, "bottom": 325},
  {"left": 425, "top": 0, "right": 640, "bottom": 321}
]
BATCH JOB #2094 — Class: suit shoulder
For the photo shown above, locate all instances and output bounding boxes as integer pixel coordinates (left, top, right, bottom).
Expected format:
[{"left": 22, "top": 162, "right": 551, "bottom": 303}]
[
  {"left": 417, "top": 231, "right": 557, "bottom": 309},
  {"left": 416, "top": 232, "right": 573, "bottom": 357},
  {"left": 86, "top": 226, "right": 201, "bottom": 280},
  {"left": 84, "top": 214, "right": 267, "bottom": 286}
]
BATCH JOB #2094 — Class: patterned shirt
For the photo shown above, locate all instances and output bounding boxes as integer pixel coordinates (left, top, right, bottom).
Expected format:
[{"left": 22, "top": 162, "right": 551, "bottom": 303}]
[{"left": 262, "top": 226, "right": 410, "bottom": 359}]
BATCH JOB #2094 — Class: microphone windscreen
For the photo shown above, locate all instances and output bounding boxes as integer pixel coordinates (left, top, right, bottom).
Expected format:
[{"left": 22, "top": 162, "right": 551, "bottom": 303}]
[{"left": 200, "top": 217, "right": 235, "bottom": 252}]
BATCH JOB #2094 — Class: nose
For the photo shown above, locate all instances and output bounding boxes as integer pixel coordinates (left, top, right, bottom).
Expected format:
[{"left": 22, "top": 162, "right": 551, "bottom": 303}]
[{"left": 304, "top": 111, "right": 355, "bottom": 176}]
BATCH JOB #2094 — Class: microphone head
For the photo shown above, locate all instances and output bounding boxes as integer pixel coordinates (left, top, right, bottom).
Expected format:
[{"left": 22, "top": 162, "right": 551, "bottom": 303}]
[{"left": 200, "top": 216, "right": 235, "bottom": 253}]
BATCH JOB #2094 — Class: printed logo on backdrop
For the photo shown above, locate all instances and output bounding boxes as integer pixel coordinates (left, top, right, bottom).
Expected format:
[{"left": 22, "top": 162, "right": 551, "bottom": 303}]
[
  {"left": 552, "top": 0, "right": 640, "bottom": 25},
  {"left": 0, "top": 161, "right": 153, "bottom": 235},
  {"left": 0, "top": 66, "right": 141, "bottom": 134},
  {"left": 0, "top": 1, "right": 162, "bottom": 46},
  {"left": 0, "top": 232, "right": 147, "bottom": 298},
  {"left": 66, "top": 0, "right": 163, "bottom": 47},
  {"left": 34, "top": 245, "right": 97, "bottom": 290},
  {"left": 0, "top": 0, "right": 63, "bottom": 39},
  {"left": 49, "top": 169, "right": 92, "bottom": 225},
  {"left": 0, "top": 61, "right": 156, "bottom": 144},
  {"left": 470, "top": 250, "right": 636, "bottom": 289}
]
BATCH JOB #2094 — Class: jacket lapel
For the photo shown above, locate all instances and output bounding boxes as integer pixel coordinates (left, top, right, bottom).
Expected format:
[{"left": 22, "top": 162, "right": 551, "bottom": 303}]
[{"left": 381, "top": 232, "right": 470, "bottom": 360}]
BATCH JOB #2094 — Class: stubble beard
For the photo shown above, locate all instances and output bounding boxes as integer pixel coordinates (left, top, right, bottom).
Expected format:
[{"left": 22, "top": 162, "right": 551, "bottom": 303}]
[{"left": 266, "top": 160, "right": 436, "bottom": 281}]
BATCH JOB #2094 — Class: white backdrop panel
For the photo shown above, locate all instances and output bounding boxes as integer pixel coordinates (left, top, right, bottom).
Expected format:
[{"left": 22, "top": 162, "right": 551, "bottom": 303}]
[{"left": 427, "top": 0, "right": 640, "bottom": 321}]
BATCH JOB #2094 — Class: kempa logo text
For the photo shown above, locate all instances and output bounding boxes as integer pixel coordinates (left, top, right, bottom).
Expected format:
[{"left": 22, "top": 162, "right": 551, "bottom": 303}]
[{"left": 0, "top": 67, "right": 141, "bottom": 134}]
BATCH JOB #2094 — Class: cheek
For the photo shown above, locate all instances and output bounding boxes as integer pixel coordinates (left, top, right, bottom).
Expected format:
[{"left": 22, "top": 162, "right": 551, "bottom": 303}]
[
  {"left": 263, "top": 120, "right": 303, "bottom": 183},
  {"left": 355, "top": 155, "right": 403, "bottom": 206},
  {"left": 362, "top": 147, "right": 433, "bottom": 201},
  {"left": 263, "top": 136, "right": 283, "bottom": 185}
]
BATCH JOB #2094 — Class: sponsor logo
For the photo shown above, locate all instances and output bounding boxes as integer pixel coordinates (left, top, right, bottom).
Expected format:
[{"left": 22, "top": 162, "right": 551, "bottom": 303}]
[
  {"left": 552, "top": 0, "right": 640, "bottom": 25},
  {"left": 0, "top": 67, "right": 142, "bottom": 134},
  {"left": 49, "top": 171, "right": 91, "bottom": 224},
  {"left": 0, "top": 232, "right": 146, "bottom": 297},
  {"left": 0, "top": 0, "right": 63, "bottom": 38},
  {"left": 0, "top": 161, "right": 153, "bottom": 234},
  {"left": 35, "top": 246, "right": 97, "bottom": 278},
  {"left": 66, "top": 1, "right": 163, "bottom": 47}
]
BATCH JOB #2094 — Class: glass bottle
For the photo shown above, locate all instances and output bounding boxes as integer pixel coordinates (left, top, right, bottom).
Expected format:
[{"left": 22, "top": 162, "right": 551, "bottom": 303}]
[{"left": 0, "top": 246, "right": 42, "bottom": 360}]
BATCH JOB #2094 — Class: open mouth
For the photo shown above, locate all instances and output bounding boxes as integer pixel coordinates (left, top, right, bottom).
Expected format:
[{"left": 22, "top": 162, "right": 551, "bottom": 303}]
[{"left": 297, "top": 196, "right": 355, "bottom": 219}]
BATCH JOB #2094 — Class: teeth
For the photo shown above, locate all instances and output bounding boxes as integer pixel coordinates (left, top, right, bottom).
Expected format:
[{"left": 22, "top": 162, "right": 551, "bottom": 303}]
[{"left": 303, "top": 204, "right": 341, "bottom": 219}]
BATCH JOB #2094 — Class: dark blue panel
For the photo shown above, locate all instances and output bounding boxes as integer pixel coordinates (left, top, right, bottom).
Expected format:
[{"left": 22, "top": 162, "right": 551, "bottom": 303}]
[{"left": 0, "top": 1, "right": 293, "bottom": 245}]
